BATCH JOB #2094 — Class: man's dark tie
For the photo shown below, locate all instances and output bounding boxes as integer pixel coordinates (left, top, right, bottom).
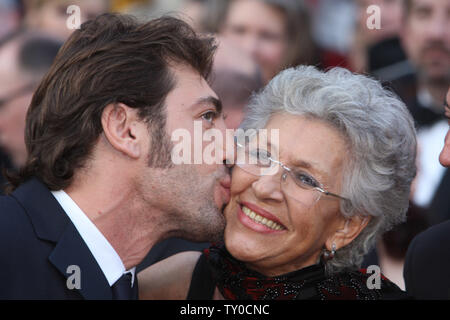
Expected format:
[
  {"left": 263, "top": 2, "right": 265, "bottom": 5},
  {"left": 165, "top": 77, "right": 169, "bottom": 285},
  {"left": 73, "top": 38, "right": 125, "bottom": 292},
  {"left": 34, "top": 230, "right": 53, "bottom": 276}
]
[{"left": 112, "top": 273, "right": 139, "bottom": 300}]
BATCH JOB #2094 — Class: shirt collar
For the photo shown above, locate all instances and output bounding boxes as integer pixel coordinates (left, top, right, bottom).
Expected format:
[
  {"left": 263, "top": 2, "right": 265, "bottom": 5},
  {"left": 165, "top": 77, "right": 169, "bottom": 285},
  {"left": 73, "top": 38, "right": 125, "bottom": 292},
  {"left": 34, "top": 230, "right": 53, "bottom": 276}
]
[{"left": 51, "top": 190, "right": 135, "bottom": 287}]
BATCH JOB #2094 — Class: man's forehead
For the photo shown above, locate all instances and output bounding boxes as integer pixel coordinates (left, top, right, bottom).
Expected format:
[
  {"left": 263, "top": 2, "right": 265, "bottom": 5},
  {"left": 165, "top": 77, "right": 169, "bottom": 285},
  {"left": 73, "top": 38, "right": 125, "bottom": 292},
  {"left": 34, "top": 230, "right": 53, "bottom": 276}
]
[
  {"left": 171, "top": 64, "right": 211, "bottom": 87},
  {"left": 167, "top": 65, "right": 218, "bottom": 106}
]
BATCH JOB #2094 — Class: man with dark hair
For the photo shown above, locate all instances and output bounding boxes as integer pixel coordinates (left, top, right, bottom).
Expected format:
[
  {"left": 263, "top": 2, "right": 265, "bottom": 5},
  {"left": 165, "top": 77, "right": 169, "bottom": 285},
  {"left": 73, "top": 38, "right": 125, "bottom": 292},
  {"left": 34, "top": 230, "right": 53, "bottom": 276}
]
[
  {"left": 0, "top": 29, "right": 62, "bottom": 191},
  {"left": 404, "top": 88, "right": 450, "bottom": 299},
  {"left": 398, "top": 0, "right": 449, "bottom": 125},
  {"left": 136, "top": 38, "right": 262, "bottom": 269},
  {"left": 0, "top": 13, "right": 232, "bottom": 299}
]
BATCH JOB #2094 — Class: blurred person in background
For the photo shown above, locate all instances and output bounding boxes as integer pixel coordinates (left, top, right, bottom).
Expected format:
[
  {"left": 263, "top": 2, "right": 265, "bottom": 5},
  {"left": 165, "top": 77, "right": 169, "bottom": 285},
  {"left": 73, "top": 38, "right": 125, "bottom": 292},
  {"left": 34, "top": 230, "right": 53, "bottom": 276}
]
[
  {"left": 0, "top": 0, "right": 25, "bottom": 191},
  {"left": 217, "top": 0, "right": 319, "bottom": 84},
  {"left": 362, "top": 0, "right": 449, "bottom": 289},
  {"left": 116, "top": 0, "right": 184, "bottom": 21},
  {"left": 210, "top": 37, "right": 263, "bottom": 129},
  {"left": 110, "top": 0, "right": 154, "bottom": 12},
  {"left": 176, "top": 0, "right": 228, "bottom": 34},
  {"left": 395, "top": 0, "right": 450, "bottom": 225},
  {"left": 0, "top": 0, "right": 24, "bottom": 39},
  {"left": 309, "top": 0, "right": 354, "bottom": 70},
  {"left": 362, "top": 202, "right": 428, "bottom": 290},
  {"left": 350, "top": 0, "right": 410, "bottom": 81},
  {"left": 177, "top": 0, "right": 210, "bottom": 33},
  {"left": 23, "top": 0, "right": 109, "bottom": 40},
  {"left": 0, "top": 30, "right": 62, "bottom": 191},
  {"left": 404, "top": 87, "right": 450, "bottom": 299},
  {"left": 396, "top": 0, "right": 450, "bottom": 128}
]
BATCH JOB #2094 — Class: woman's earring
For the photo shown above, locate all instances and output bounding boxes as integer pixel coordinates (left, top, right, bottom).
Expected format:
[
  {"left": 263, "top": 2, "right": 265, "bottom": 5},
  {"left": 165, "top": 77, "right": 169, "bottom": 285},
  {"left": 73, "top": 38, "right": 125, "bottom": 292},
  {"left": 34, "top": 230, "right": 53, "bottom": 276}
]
[{"left": 321, "top": 243, "right": 337, "bottom": 262}]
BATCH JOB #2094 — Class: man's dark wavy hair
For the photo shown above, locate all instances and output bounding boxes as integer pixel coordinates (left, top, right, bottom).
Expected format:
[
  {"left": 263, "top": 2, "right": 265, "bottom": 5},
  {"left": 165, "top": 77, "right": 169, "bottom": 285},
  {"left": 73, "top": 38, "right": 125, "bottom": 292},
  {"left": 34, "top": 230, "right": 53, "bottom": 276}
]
[{"left": 6, "top": 13, "right": 216, "bottom": 193}]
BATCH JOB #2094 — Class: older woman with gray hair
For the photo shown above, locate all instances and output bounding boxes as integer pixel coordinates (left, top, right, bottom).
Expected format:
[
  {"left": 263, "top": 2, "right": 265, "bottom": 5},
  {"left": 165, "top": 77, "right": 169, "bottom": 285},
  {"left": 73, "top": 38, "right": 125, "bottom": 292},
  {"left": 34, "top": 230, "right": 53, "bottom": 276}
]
[{"left": 138, "top": 66, "right": 416, "bottom": 300}]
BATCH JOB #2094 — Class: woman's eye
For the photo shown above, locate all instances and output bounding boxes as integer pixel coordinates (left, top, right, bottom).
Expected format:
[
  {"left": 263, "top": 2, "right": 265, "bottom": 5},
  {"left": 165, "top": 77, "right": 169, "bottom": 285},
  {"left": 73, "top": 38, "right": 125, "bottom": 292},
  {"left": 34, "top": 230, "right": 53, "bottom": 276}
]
[{"left": 294, "top": 172, "right": 318, "bottom": 188}]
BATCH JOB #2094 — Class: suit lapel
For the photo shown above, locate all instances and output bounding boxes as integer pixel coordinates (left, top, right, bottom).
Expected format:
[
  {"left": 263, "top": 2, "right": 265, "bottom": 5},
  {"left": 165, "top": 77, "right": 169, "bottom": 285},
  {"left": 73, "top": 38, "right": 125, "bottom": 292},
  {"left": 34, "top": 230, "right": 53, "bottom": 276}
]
[
  {"left": 49, "top": 222, "right": 113, "bottom": 300},
  {"left": 12, "top": 178, "right": 113, "bottom": 300}
]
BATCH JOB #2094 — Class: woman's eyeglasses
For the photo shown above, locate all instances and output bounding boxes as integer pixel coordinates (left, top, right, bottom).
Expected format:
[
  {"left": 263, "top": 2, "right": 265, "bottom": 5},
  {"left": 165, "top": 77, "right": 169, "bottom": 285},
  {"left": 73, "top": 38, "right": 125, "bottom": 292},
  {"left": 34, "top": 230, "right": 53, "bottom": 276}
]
[{"left": 235, "top": 139, "right": 351, "bottom": 208}]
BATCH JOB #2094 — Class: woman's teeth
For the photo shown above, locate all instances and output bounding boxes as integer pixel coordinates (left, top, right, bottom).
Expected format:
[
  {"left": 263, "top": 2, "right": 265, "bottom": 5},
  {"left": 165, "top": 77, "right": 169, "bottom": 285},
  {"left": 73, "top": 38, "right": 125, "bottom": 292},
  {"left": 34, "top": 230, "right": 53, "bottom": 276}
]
[{"left": 242, "top": 206, "right": 284, "bottom": 230}]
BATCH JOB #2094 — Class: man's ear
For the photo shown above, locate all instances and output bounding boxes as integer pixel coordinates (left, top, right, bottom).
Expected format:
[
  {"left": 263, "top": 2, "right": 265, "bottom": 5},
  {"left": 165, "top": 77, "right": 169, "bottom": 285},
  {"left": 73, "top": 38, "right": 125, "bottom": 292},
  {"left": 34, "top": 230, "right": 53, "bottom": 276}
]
[
  {"left": 326, "top": 215, "right": 371, "bottom": 252},
  {"left": 101, "top": 103, "right": 142, "bottom": 159}
]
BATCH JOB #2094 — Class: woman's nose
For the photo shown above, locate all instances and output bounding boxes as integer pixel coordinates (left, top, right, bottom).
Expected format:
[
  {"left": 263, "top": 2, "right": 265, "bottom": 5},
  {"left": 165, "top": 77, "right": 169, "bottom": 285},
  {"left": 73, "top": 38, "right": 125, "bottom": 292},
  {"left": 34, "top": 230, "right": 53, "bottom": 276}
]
[{"left": 251, "top": 173, "right": 284, "bottom": 202}]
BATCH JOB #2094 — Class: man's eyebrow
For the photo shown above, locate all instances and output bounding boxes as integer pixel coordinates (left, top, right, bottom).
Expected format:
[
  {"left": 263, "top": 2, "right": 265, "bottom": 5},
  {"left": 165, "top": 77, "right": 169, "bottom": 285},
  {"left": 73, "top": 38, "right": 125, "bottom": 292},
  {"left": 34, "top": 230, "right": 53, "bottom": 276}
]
[{"left": 191, "top": 96, "right": 223, "bottom": 114}]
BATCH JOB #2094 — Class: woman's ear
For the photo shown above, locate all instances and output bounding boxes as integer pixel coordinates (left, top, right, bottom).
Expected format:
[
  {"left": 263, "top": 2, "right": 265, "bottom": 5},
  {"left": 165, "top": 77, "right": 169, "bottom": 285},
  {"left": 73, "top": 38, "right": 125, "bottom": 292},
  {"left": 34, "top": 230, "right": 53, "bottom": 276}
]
[
  {"left": 101, "top": 103, "right": 142, "bottom": 159},
  {"left": 326, "top": 215, "right": 371, "bottom": 251}
]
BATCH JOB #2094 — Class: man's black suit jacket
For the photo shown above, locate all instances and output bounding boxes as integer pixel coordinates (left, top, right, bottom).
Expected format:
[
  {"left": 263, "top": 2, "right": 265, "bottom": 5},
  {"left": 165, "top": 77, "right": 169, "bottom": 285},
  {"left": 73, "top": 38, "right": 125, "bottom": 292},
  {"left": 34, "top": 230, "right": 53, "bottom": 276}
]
[
  {"left": 404, "top": 220, "right": 450, "bottom": 299},
  {"left": 428, "top": 169, "right": 450, "bottom": 225},
  {"left": 0, "top": 178, "right": 114, "bottom": 299}
]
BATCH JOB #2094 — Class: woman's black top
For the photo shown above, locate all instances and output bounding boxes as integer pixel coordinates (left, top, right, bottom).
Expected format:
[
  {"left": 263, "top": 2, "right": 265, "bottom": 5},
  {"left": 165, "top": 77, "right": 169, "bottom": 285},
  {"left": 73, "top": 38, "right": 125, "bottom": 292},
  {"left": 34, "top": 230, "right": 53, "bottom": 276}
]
[{"left": 187, "top": 244, "right": 409, "bottom": 300}]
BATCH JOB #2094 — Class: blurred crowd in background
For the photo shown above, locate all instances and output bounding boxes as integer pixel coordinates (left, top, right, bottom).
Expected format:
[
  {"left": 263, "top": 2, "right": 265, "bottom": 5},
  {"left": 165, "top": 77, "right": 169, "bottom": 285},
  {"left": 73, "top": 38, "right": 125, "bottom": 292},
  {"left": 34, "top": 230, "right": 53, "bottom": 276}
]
[{"left": 0, "top": 0, "right": 449, "bottom": 291}]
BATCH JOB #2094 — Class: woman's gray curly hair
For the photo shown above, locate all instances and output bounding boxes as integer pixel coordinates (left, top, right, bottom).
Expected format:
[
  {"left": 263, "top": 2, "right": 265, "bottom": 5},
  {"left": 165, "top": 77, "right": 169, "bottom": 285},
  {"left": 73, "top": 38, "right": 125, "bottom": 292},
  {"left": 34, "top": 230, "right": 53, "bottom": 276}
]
[{"left": 240, "top": 65, "right": 417, "bottom": 275}]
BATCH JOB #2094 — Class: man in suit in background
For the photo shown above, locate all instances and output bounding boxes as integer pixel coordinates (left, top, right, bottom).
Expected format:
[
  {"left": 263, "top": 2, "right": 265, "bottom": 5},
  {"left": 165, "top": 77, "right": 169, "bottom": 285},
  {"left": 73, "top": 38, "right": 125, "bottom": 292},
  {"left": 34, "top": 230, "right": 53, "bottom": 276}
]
[
  {"left": 395, "top": 0, "right": 450, "bottom": 225},
  {"left": 0, "top": 13, "right": 232, "bottom": 299},
  {"left": 404, "top": 88, "right": 450, "bottom": 299}
]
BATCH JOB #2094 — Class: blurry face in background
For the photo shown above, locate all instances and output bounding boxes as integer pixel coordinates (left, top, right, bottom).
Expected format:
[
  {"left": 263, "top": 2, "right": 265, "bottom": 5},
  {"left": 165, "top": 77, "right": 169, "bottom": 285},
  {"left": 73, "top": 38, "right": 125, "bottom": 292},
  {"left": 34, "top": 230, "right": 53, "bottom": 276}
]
[
  {"left": 179, "top": 0, "right": 205, "bottom": 32},
  {"left": 356, "top": 0, "right": 404, "bottom": 43},
  {"left": 26, "top": 0, "right": 109, "bottom": 40},
  {"left": 0, "top": 42, "right": 33, "bottom": 168},
  {"left": 211, "top": 38, "right": 262, "bottom": 129},
  {"left": 221, "top": 0, "right": 288, "bottom": 84},
  {"left": 439, "top": 88, "right": 450, "bottom": 167},
  {"left": 0, "top": 0, "right": 22, "bottom": 39},
  {"left": 402, "top": 0, "right": 450, "bottom": 82}
]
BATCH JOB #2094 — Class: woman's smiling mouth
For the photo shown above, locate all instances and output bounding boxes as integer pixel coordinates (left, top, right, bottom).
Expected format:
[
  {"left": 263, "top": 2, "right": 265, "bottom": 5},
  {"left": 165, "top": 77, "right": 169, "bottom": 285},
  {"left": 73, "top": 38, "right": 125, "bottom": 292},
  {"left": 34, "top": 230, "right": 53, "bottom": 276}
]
[{"left": 237, "top": 201, "right": 286, "bottom": 233}]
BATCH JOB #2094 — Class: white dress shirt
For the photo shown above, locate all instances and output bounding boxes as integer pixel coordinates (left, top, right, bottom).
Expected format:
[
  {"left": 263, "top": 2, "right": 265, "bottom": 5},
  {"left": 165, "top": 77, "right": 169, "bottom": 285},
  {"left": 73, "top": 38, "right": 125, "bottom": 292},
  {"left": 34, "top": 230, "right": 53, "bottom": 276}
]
[
  {"left": 413, "top": 120, "right": 448, "bottom": 207},
  {"left": 51, "top": 190, "right": 135, "bottom": 287}
]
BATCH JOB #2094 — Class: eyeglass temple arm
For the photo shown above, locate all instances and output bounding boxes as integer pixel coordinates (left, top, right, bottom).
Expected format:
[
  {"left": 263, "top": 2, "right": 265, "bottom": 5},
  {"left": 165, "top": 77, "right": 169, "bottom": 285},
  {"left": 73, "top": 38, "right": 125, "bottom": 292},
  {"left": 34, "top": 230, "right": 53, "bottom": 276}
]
[{"left": 315, "top": 187, "right": 350, "bottom": 202}]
